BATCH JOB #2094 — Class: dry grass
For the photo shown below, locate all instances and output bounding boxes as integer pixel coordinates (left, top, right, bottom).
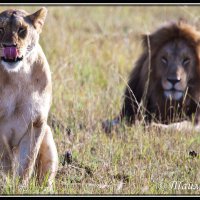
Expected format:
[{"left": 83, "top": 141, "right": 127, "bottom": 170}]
[{"left": 1, "top": 5, "right": 200, "bottom": 195}]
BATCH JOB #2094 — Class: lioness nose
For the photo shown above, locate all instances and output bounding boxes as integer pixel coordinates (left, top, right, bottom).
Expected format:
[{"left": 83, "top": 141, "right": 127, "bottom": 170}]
[
  {"left": 167, "top": 78, "right": 181, "bottom": 85},
  {"left": 2, "top": 43, "right": 17, "bottom": 47}
]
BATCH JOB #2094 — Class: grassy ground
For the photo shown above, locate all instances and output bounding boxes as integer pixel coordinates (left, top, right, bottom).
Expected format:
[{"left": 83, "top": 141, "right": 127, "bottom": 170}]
[{"left": 1, "top": 5, "right": 200, "bottom": 195}]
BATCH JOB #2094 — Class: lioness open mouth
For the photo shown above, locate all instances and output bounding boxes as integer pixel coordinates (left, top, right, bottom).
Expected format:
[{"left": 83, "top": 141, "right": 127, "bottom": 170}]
[{"left": 1, "top": 46, "right": 23, "bottom": 63}]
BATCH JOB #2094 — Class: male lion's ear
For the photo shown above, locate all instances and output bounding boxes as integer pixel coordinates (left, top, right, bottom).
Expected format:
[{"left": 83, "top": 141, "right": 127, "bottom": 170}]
[
  {"left": 29, "top": 7, "right": 48, "bottom": 33},
  {"left": 141, "top": 33, "right": 152, "bottom": 49},
  {"left": 178, "top": 18, "right": 187, "bottom": 25}
]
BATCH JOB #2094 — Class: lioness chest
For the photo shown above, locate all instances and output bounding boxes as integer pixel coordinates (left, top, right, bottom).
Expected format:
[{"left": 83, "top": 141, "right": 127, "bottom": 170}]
[{"left": 0, "top": 65, "right": 50, "bottom": 148}]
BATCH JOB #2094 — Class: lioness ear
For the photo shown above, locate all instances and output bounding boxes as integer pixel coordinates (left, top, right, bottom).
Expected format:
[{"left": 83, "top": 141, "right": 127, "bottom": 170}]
[{"left": 29, "top": 7, "right": 47, "bottom": 33}]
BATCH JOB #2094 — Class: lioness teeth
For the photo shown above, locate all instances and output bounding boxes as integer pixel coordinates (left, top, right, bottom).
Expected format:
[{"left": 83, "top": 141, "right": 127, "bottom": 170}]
[{"left": 1, "top": 56, "right": 23, "bottom": 63}]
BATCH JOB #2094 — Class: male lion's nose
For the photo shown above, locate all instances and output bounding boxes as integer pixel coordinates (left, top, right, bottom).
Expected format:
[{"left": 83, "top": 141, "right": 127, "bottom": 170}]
[{"left": 167, "top": 77, "right": 181, "bottom": 85}]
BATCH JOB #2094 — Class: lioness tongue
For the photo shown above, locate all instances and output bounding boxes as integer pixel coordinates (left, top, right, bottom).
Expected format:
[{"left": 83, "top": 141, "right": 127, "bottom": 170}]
[{"left": 3, "top": 47, "right": 18, "bottom": 60}]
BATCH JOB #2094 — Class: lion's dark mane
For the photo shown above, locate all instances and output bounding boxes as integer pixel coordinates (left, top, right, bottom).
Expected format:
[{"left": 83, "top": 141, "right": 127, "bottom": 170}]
[{"left": 119, "top": 21, "right": 200, "bottom": 125}]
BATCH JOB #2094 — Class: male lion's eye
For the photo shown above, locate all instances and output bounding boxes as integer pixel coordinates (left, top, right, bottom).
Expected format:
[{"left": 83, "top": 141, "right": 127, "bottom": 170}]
[
  {"left": 183, "top": 58, "right": 190, "bottom": 66},
  {"left": 161, "top": 57, "right": 168, "bottom": 65}
]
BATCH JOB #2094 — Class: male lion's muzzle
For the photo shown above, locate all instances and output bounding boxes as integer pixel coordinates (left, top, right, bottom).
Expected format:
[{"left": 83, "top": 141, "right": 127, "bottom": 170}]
[{"left": 162, "top": 76, "right": 186, "bottom": 101}]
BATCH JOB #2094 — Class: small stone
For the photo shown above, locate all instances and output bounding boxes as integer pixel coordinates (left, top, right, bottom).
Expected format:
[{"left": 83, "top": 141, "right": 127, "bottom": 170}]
[
  {"left": 62, "top": 150, "right": 72, "bottom": 166},
  {"left": 189, "top": 150, "right": 198, "bottom": 158}
]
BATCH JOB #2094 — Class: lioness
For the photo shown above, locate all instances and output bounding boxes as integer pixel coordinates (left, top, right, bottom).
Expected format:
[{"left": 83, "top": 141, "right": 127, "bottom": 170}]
[
  {"left": 103, "top": 20, "right": 200, "bottom": 133},
  {"left": 0, "top": 7, "right": 58, "bottom": 187}
]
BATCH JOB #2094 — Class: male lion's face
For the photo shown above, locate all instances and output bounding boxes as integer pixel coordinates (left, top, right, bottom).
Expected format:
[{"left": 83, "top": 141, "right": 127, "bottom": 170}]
[
  {"left": 0, "top": 8, "right": 47, "bottom": 72},
  {"left": 155, "top": 39, "right": 197, "bottom": 101}
]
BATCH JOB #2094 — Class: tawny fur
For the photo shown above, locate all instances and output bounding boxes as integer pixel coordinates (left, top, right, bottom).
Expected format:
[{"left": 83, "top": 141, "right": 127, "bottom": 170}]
[{"left": 0, "top": 7, "right": 58, "bottom": 187}]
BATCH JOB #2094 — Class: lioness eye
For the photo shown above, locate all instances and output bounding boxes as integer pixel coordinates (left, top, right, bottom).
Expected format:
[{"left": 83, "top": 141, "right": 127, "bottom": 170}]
[
  {"left": 183, "top": 58, "right": 190, "bottom": 66},
  {"left": 161, "top": 57, "right": 168, "bottom": 64},
  {"left": 18, "top": 27, "right": 26, "bottom": 34},
  {"left": 18, "top": 27, "right": 27, "bottom": 38},
  {"left": 0, "top": 28, "right": 4, "bottom": 35}
]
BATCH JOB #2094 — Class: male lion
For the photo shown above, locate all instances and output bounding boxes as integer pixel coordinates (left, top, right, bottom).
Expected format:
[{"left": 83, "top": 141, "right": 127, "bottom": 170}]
[
  {"left": 0, "top": 7, "right": 58, "bottom": 187},
  {"left": 103, "top": 20, "right": 200, "bottom": 133}
]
